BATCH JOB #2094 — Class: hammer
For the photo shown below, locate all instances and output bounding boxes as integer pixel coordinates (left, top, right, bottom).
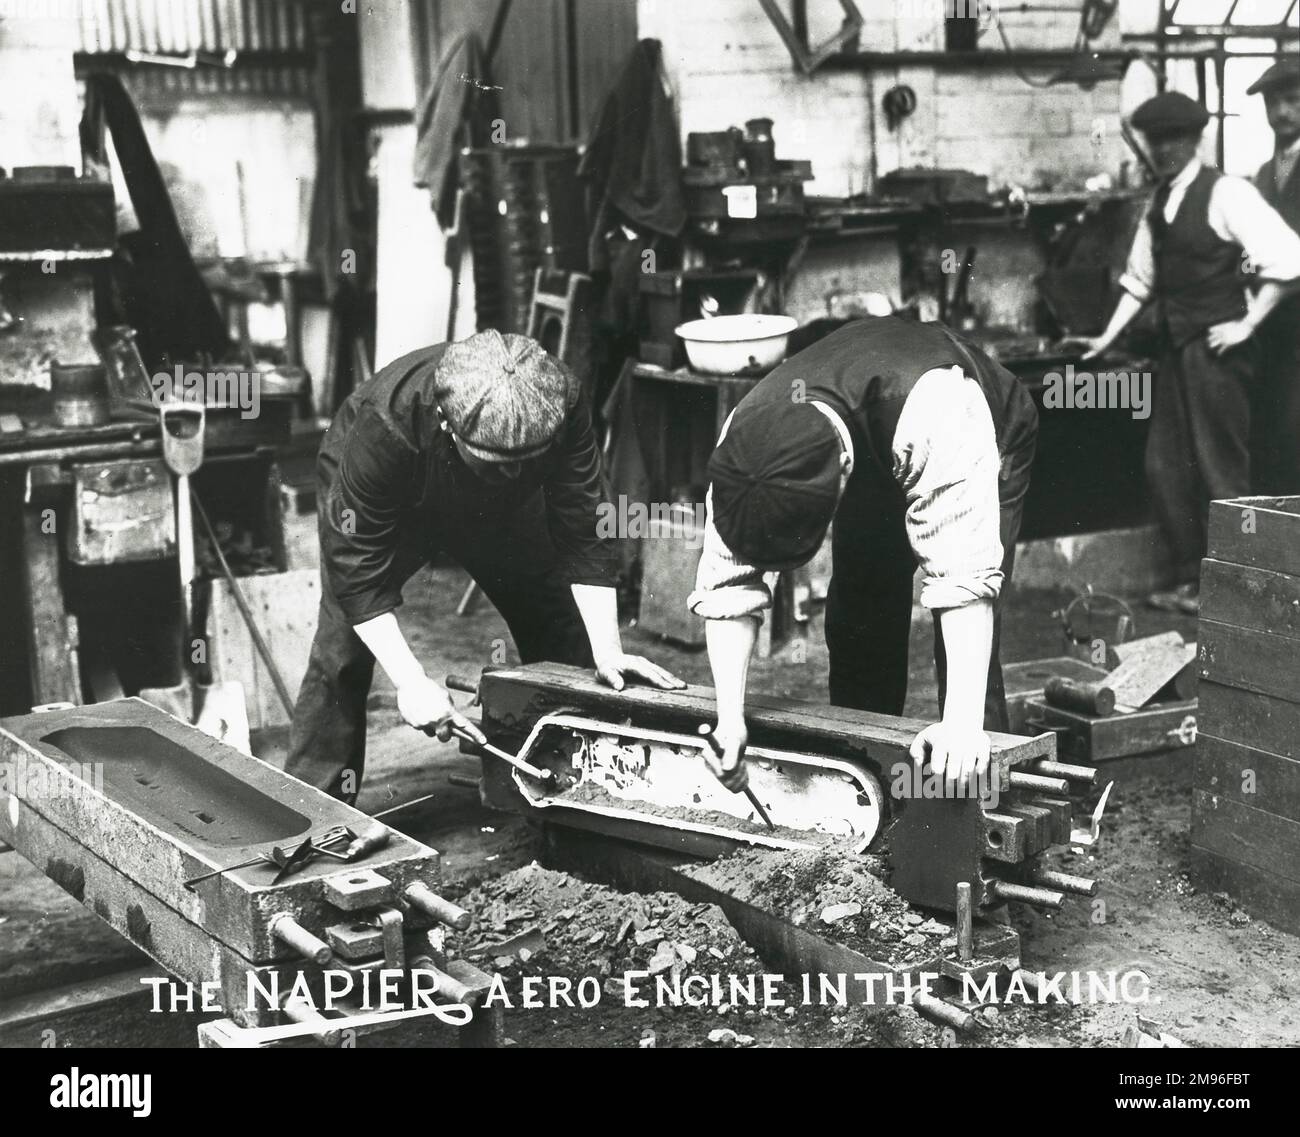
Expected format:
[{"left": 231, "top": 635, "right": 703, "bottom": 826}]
[{"left": 698, "top": 724, "right": 775, "bottom": 831}]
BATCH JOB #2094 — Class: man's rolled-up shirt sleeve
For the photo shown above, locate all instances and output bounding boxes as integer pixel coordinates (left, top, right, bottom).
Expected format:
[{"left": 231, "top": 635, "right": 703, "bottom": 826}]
[
  {"left": 321, "top": 407, "right": 416, "bottom": 624},
  {"left": 687, "top": 487, "right": 775, "bottom": 622},
  {"left": 542, "top": 390, "right": 622, "bottom": 587},
  {"left": 1119, "top": 213, "right": 1155, "bottom": 303},
  {"left": 893, "top": 367, "right": 1004, "bottom": 610}
]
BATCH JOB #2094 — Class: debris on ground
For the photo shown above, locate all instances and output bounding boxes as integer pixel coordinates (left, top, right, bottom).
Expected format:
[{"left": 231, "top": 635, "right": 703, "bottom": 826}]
[
  {"left": 681, "top": 847, "right": 945, "bottom": 967},
  {"left": 449, "top": 861, "right": 763, "bottom": 980}
]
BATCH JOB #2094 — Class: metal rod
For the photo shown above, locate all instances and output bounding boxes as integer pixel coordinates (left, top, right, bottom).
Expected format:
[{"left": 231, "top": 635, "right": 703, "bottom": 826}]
[
  {"left": 913, "top": 992, "right": 975, "bottom": 1033},
  {"left": 191, "top": 487, "right": 294, "bottom": 715},
  {"left": 1031, "top": 868, "right": 1099, "bottom": 897},
  {"left": 409, "top": 957, "right": 482, "bottom": 1007},
  {"left": 405, "top": 882, "right": 472, "bottom": 931},
  {"left": 1028, "top": 760, "right": 1098, "bottom": 785},
  {"left": 445, "top": 673, "right": 480, "bottom": 695},
  {"left": 989, "top": 881, "right": 1066, "bottom": 910},
  {"left": 271, "top": 914, "right": 333, "bottom": 965},
  {"left": 280, "top": 996, "right": 342, "bottom": 1046},
  {"left": 955, "top": 882, "right": 974, "bottom": 962},
  {"left": 1007, "top": 772, "right": 1071, "bottom": 795}
]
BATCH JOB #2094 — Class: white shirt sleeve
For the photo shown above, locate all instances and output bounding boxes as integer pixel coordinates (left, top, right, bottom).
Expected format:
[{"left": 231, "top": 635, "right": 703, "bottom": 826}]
[
  {"left": 893, "top": 367, "right": 1005, "bottom": 610},
  {"left": 687, "top": 410, "right": 775, "bottom": 621},
  {"left": 1209, "top": 175, "right": 1300, "bottom": 285}
]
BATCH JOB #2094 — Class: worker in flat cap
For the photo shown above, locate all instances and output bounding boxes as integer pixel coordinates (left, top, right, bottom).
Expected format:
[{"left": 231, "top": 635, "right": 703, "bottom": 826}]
[
  {"left": 1080, "top": 90, "right": 1300, "bottom": 614},
  {"left": 288, "top": 329, "right": 682, "bottom": 802},
  {"left": 1248, "top": 58, "right": 1300, "bottom": 494},
  {"left": 689, "top": 316, "right": 1038, "bottom": 790}
]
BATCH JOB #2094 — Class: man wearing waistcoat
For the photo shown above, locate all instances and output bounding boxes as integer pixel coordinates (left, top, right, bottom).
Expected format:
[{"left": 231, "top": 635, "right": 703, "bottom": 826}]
[
  {"left": 1082, "top": 92, "right": 1300, "bottom": 614},
  {"left": 688, "top": 316, "right": 1039, "bottom": 790},
  {"left": 1249, "top": 60, "right": 1300, "bottom": 494}
]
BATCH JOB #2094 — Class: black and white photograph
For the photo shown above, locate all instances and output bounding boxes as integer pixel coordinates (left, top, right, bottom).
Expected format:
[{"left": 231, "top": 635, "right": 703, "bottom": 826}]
[{"left": 0, "top": 0, "right": 1297, "bottom": 1083}]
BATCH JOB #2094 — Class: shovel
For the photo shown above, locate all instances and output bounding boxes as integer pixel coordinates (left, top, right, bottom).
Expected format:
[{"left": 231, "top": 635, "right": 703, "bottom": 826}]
[{"left": 138, "top": 400, "right": 250, "bottom": 753}]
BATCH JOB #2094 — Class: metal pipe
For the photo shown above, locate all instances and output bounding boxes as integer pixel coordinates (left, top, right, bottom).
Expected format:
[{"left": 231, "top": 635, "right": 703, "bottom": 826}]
[
  {"left": 409, "top": 956, "right": 483, "bottom": 1007},
  {"left": 280, "top": 995, "right": 342, "bottom": 1046},
  {"left": 989, "top": 881, "right": 1066, "bottom": 910},
  {"left": 1031, "top": 868, "right": 1099, "bottom": 897},
  {"left": 445, "top": 673, "right": 480, "bottom": 695},
  {"left": 1028, "top": 760, "right": 1098, "bottom": 785},
  {"left": 1007, "top": 772, "right": 1071, "bottom": 795},
  {"left": 955, "top": 882, "right": 974, "bottom": 962},
  {"left": 271, "top": 914, "right": 333, "bottom": 965},
  {"left": 913, "top": 992, "right": 975, "bottom": 1033},
  {"left": 405, "top": 882, "right": 472, "bottom": 931}
]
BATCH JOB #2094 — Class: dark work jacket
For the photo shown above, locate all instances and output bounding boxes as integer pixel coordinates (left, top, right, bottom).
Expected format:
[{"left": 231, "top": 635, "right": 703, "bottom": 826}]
[
  {"left": 1155, "top": 167, "right": 1249, "bottom": 348},
  {"left": 728, "top": 316, "right": 1036, "bottom": 493},
  {"left": 318, "top": 344, "right": 619, "bottom": 624}
]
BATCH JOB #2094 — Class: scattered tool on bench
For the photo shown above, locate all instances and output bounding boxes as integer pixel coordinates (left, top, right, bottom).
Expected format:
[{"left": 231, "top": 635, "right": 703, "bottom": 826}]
[
  {"left": 182, "top": 822, "right": 391, "bottom": 891},
  {"left": 698, "top": 723, "right": 776, "bottom": 831}
]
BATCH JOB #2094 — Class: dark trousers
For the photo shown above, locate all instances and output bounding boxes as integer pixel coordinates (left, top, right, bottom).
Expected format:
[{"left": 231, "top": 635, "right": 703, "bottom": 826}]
[
  {"left": 285, "top": 494, "right": 592, "bottom": 801},
  {"left": 1146, "top": 336, "right": 1258, "bottom": 584},
  {"left": 823, "top": 387, "right": 1038, "bottom": 733},
  {"left": 1252, "top": 304, "right": 1300, "bottom": 495}
]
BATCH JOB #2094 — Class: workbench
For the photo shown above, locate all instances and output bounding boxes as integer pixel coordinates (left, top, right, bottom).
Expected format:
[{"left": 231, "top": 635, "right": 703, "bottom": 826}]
[{"left": 0, "top": 385, "right": 294, "bottom": 716}]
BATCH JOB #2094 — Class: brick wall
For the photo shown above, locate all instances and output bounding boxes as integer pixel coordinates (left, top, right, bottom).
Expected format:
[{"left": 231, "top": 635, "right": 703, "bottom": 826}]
[
  {"left": 639, "top": 0, "right": 1129, "bottom": 195},
  {"left": 639, "top": 0, "right": 1142, "bottom": 328}
]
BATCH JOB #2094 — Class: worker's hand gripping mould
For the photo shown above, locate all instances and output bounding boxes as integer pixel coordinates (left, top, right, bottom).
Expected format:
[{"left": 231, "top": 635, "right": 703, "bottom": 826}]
[
  {"left": 289, "top": 329, "right": 682, "bottom": 802},
  {"left": 1080, "top": 91, "right": 1300, "bottom": 614},
  {"left": 689, "top": 315, "right": 1038, "bottom": 796}
]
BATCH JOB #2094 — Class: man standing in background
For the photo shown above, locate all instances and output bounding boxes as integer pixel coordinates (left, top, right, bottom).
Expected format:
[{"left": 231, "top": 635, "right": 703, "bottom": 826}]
[
  {"left": 1249, "top": 59, "right": 1300, "bottom": 495},
  {"left": 1082, "top": 92, "right": 1300, "bottom": 614}
]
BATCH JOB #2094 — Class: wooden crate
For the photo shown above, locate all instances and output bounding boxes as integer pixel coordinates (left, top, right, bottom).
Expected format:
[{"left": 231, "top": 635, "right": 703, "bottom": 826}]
[
  {"left": 1191, "top": 495, "right": 1300, "bottom": 933},
  {"left": 207, "top": 569, "right": 318, "bottom": 730}
]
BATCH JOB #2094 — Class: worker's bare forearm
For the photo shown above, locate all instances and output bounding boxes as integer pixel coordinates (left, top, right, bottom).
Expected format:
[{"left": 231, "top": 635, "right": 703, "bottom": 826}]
[
  {"left": 706, "top": 616, "right": 759, "bottom": 728},
  {"left": 1096, "top": 291, "right": 1146, "bottom": 350},
  {"left": 353, "top": 611, "right": 426, "bottom": 689},
  {"left": 570, "top": 583, "right": 624, "bottom": 661},
  {"left": 1246, "top": 280, "right": 1297, "bottom": 329},
  {"left": 934, "top": 599, "right": 995, "bottom": 730}
]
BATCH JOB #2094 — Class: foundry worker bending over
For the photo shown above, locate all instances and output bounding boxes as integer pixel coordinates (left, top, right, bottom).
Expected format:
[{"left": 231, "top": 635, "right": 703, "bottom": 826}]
[
  {"left": 289, "top": 329, "right": 681, "bottom": 802},
  {"left": 689, "top": 316, "right": 1037, "bottom": 790}
]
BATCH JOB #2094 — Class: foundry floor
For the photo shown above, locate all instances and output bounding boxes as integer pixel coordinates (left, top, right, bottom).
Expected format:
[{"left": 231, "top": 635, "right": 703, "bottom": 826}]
[{"left": 3, "top": 566, "right": 1299, "bottom": 1048}]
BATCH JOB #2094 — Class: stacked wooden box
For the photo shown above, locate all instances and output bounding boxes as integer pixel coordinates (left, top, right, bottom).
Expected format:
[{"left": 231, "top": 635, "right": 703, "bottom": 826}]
[{"left": 1191, "top": 495, "right": 1300, "bottom": 933}]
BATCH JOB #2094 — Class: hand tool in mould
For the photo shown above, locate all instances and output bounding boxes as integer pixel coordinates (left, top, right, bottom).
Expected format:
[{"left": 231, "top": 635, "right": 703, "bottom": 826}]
[
  {"left": 697, "top": 723, "right": 776, "bottom": 830},
  {"left": 447, "top": 721, "right": 555, "bottom": 783}
]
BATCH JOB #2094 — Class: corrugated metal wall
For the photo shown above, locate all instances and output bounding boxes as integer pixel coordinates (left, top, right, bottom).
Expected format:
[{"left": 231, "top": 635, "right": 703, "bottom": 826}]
[
  {"left": 75, "top": 0, "right": 314, "bottom": 97},
  {"left": 77, "top": 0, "right": 310, "bottom": 54}
]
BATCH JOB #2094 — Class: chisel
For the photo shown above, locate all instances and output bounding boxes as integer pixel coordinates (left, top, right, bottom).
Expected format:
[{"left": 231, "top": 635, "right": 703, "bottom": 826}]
[{"left": 697, "top": 724, "right": 775, "bottom": 830}]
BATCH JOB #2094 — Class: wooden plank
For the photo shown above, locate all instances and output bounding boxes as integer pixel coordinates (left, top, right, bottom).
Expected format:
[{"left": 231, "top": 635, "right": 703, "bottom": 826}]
[
  {"left": 208, "top": 569, "right": 318, "bottom": 730},
  {"left": 0, "top": 966, "right": 157, "bottom": 1033},
  {"left": 1207, "top": 495, "right": 1300, "bottom": 576},
  {"left": 1106, "top": 631, "right": 1184, "bottom": 667},
  {"left": 1026, "top": 696, "right": 1198, "bottom": 761},
  {"left": 1201, "top": 558, "right": 1300, "bottom": 642},
  {"left": 1189, "top": 845, "right": 1300, "bottom": 936},
  {"left": 1198, "top": 681, "right": 1300, "bottom": 760},
  {"left": 478, "top": 663, "right": 1055, "bottom": 788},
  {"left": 1103, "top": 638, "right": 1195, "bottom": 710},
  {"left": 1198, "top": 618, "right": 1300, "bottom": 707},
  {"left": 0, "top": 698, "right": 441, "bottom": 961},
  {"left": 636, "top": 515, "right": 706, "bottom": 647},
  {"left": 20, "top": 500, "right": 80, "bottom": 706},
  {"left": 1195, "top": 732, "right": 1300, "bottom": 820},
  {"left": 1191, "top": 790, "right": 1300, "bottom": 883}
]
